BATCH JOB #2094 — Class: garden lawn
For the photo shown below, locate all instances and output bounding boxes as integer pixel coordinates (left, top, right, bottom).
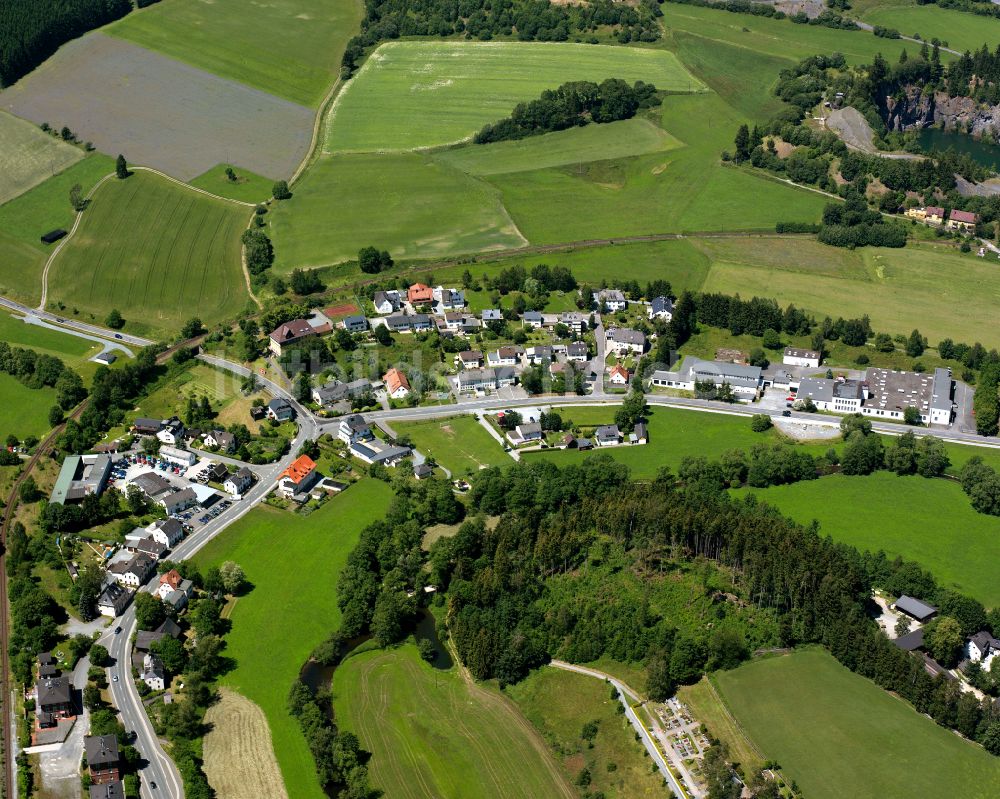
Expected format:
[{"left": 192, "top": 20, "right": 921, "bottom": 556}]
[
  {"left": 325, "top": 41, "right": 704, "bottom": 153},
  {"left": 737, "top": 473, "right": 1000, "bottom": 607},
  {"left": 192, "top": 481, "right": 394, "bottom": 799},
  {"left": 268, "top": 153, "right": 526, "bottom": 269},
  {"left": 0, "top": 154, "right": 113, "bottom": 306},
  {"left": 46, "top": 170, "right": 250, "bottom": 337},
  {"left": 434, "top": 118, "right": 681, "bottom": 176},
  {"left": 715, "top": 648, "right": 1000, "bottom": 799},
  {"left": 0, "top": 111, "right": 83, "bottom": 206},
  {"left": 331, "top": 643, "right": 575, "bottom": 799},
  {"left": 393, "top": 416, "right": 509, "bottom": 476},
  {"left": 108, "top": 0, "right": 363, "bottom": 106},
  {"left": 505, "top": 667, "right": 666, "bottom": 799},
  {"left": 0, "top": 373, "right": 58, "bottom": 439},
  {"left": 189, "top": 164, "right": 276, "bottom": 205}
]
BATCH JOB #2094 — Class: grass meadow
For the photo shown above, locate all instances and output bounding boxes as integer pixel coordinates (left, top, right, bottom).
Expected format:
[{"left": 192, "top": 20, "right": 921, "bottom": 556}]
[
  {"left": 736, "top": 473, "right": 1000, "bottom": 607},
  {"left": 269, "top": 153, "right": 526, "bottom": 269},
  {"left": 193, "top": 481, "right": 394, "bottom": 799},
  {"left": 331, "top": 643, "right": 575, "bottom": 799},
  {"left": 47, "top": 170, "right": 250, "bottom": 336},
  {"left": 0, "top": 313, "right": 96, "bottom": 365},
  {"left": 324, "top": 41, "right": 705, "bottom": 153},
  {"left": 715, "top": 648, "right": 1000, "bottom": 799},
  {"left": 190, "top": 164, "right": 276, "bottom": 204},
  {"left": 859, "top": 1, "right": 1000, "bottom": 54},
  {"left": 109, "top": 0, "right": 363, "bottom": 106},
  {"left": 0, "top": 111, "right": 83, "bottom": 206},
  {"left": 0, "top": 154, "right": 113, "bottom": 306},
  {"left": 505, "top": 667, "right": 667, "bottom": 799},
  {"left": 393, "top": 416, "right": 509, "bottom": 476},
  {"left": 0, "top": 373, "right": 58, "bottom": 440}
]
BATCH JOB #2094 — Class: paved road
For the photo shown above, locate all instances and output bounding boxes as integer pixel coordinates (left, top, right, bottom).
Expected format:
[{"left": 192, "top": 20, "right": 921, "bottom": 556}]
[
  {"left": 20, "top": 313, "right": 136, "bottom": 359},
  {"left": 0, "top": 297, "right": 154, "bottom": 347}
]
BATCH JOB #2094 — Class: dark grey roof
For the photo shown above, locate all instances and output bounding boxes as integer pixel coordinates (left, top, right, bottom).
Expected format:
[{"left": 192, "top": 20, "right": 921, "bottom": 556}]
[
  {"left": 153, "top": 518, "right": 184, "bottom": 539},
  {"left": 135, "top": 631, "right": 167, "bottom": 651},
  {"left": 895, "top": 595, "right": 938, "bottom": 621},
  {"left": 97, "top": 583, "right": 128, "bottom": 609},
  {"left": 609, "top": 328, "right": 646, "bottom": 346},
  {"left": 161, "top": 487, "right": 197, "bottom": 506},
  {"left": 37, "top": 651, "right": 55, "bottom": 666},
  {"left": 595, "top": 425, "right": 620, "bottom": 441},
  {"left": 893, "top": 628, "right": 925, "bottom": 651},
  {"left": 36, "top": 676, "right": 71, "bottom": 707},
  {"left": 155, "top": 618, "right": 183, "bottom": 638},
  {"left": 131, "top": 472, "right": 172, "bottom": 497},
  {"left": 970, "top": 631, "right": 1000, "bottom": 653},
  {"left": 414, "top": 463, "right": 434, "bottom": 477},
  {"left": 633, "top": 422, "right": 648, "bottom": 439},
  {"left": 90, "top": 781, "right": 125, "bottom": 799},
  {"left": 650, "top": 296, "right": 674, "bottom": 314},
  {"left": 85, "top": 734, "right": 119, "bottom": 767},
  {"left": 567, "top": 342, "right": 588, "bottom": 355},
  {"left": 268, "top": 397, "right": 291, "bottom": 411}
]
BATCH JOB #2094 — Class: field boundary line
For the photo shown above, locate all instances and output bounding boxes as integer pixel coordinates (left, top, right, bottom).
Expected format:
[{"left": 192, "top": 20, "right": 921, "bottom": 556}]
[
  {"left": 130, "top": 166, "right": 256, "bottom": 207},
  {"left": 703, "top": 675, "right": 766, "bottom": 762},
  {"left": 291, "top": 74, "right": 344, "bottom": 185}
]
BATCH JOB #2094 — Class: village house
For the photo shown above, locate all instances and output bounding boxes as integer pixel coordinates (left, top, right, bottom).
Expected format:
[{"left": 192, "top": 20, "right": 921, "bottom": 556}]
[
  {"left": 97, "top": 583, "right": 130, "bottom": 617},
  {"left": 595, "top": 425, "right": 622, "bottom": 447},
  {"left": 384, "top": 368, "right": 411, "bottom": 399},
  {"left": 566, "top": 342, "right": 589, "bottom": 363},
  {"left": 156, "top": 417, "right": 185, "bottom": 446},
  {"left": 441, "top": 312, "right": 464, "bottom": 331},
  {"left": 522, "top": 311, "right": 544, "bottom": 328},
  {"left": 796, "top": 377, "right": 864, "bottom": 414},
  {"left": 203, "top": 429, "right": 236, "bottom": 453},
  {"left": 200, "top": 462, "right": 228, "bottom": 484},
  {"left": 50, "top": 454, "right": 112, "bottom": 505},
  {"left": 131, "top": 418, "right": 163, "bottom": 436},
  {"left": 224, "top": 467, "right": 254, "bottom": 496},
  {"left": 130, "top": 471, "right": 173, "bottom": 501},
  {"left": 413, "top": 462, "right": 434, "bottom": 480},
  {"left": 339, "top": 414, "right": 373, "bottom": 444},
  {"left": 407, "top": 283, "right": 433, "bottom": 306},
  {"left": 124, "top": 536, "right": 167, "bottom": 561},
  {"left": 559, "top": 312, "right": 587, "bottom": 335},
  {"left": 385, "top": 313, "right": 413, "bottom": 332},
  {"left": 648, "top": 296, "right": 674, "bottom": 321},
  {"left": 606, "top": 327, "right": 647, "bottom": 356},
  {"left": 487, "top": 346, "right": 521, "bottom": 367},
  {"left": 946, "top": 208, "right": 978, "bottom": 232},
  {"left": 278, "top": 454, "right": 320, "bottom": 499},
  {"left": 36, "top": 675, "right": 72, "bottom": 717},
  {"left": 524, "top": 345, "right": 553, "bottom": 365},
  {"left": 266, "top": 397, "right": 295, "bottom": 422},
  {"left": 511, "top": 422, "right": 543, "bottom": 445},
  {"left": 341, "top": 315, "right": 368, "bottom": 334},
  {"left": 146, "top": 518, "right": 184, "bottom": 547},
  {"left": 495, "top": 366, "right": 518, "bottom": 388},
  {"left": 108, "top": 553, "right": 155, "bottom": 589},
  {"left": 140, "top": 653, "right": 166, "bottom": 691},
  {"left": 157, "top": 569, "right": 184, "bottom": 600},
  {"left": 968, "top": 631, "right": 1000, "bottom": 671},
  {"left": 434, "top": 286, "right": 465, "bottom": 312},
  {"left": 905, "top": 205, "right": 945, "bottom": 225},
  {"left": 593, "top": 288, "right": 627, "bottom": 312},
  {"left": 609, "top": 364, "right": 630, "bottom": 386},
  {"left": 631, "top": 422, "right": 648, "bottom": 445},
  {"left": 90, "top": 782, "right": 125, "bottom": 799},
  {"left": 457, "top": 350, "right": 484, "bottom": 369},
  {"left": 159, "top": 445, "right": 196, "bottom": 468},
  {"left": 269, "top": 318, "right": 316, "bottom": 356},
  {"left": 481, "top": 309, "right": 503, "bottom": 323},
  {"left": 372, "top": 290, "right": 401, "bottom": 315},
  {"left": 783, "top": 347, "right": 822, "bottom": 368},
  {"left": 457, "top": 368, "right": 498, "bottom": 393},
  {"left": 158, "top": 487, "right": 198, "bottom": 515},
  {"left": 85, "top": 735, "right": 120, "bottom": 784}
]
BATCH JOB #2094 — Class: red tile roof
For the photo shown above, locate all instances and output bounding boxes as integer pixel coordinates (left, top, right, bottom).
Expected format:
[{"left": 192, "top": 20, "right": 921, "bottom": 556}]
[
  {"left": 383, "top": 368, "right": 410, "bottom": 395},
  {"left": 950, "top": 209, "right": 978, "bottom": 224},
  {"left": 280, "top": 454, "right": 316, "bottom": 485},
  {"left": 407, "top": 283, "right": 433, "bottom": 303},
  {"left": 159, "top": 569, "right": 182, "bottom": 590}
]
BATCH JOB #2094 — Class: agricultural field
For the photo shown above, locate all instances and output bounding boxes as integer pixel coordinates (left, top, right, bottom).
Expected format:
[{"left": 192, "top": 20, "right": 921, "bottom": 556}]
[
  {"left": 203, "top": 689, "right": 289, "bottom": 799},
  {"left": 0, "top": 372, "right": 58, "bottom": 440},
  {"left": 505, "top": 667, "right": 667, "bottom": 799},
  {"left": 715, "top": 648, "right": 1000, "bottom": 799},
  {"left": 269, "top": 153, "right": 526, "bottom": 269},
  {"left": 393, "top": 415, "right": 509, "bottom": 476},
  {"left": 190, "top": 164, "right": 276, "bottom": 205},
  {"left": 858, "top": 2, "right": 1000, "bottom": 55},
  {"left": 109, "top": 0, "right": 363, "bottom": 106},
  {"left": 193, "top": 481, "right": 394, "bottom": 799},
  {"left": 324, "top": 41, "right": 705, "bottom": 153},
  {"left": 331, "top": 643, "right": 575, "bottom": 799},
  {"left": 737, "top": 473, "right": 1000, "bottom": 608},
  {"left": 435, "top": 118, "right": 682, "bottom": 177},
  {"left": 0, "top": 154, "right": 113, "bottom": 306},
  {"left": 46, "top": 170, "right": 250, "bottom": 336},
  {"left": 0, "top": 34, "right": 312, "bottom": 181},
  {"left": 0, "top": 111, "right": 83, "bottom": 206},
  {"left": 679, "top": 677, "right": 764, "bottom": 776}
]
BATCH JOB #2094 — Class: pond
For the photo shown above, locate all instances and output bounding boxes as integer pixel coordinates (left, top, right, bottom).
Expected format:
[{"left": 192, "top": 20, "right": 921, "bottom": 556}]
[{"left": 917, "top": 126, "right": 1000, "bottom": 172}]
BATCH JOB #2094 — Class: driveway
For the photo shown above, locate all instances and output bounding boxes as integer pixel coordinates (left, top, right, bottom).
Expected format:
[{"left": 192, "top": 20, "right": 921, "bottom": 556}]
[{"left": 37, "top": 656, "right": 91, "bottom": 799}]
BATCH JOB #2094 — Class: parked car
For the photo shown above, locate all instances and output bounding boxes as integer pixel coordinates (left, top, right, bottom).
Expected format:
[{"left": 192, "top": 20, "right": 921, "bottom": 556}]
[{"left": 782, "top": 410, "right": 792, "bottom": 417}]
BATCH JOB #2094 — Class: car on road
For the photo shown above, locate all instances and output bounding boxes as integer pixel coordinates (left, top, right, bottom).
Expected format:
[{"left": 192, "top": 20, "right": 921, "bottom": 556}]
[
  {"left": 150, "top": 782, "right": 157, "bottom": 789},
  {"left": 782, "top": 410, "right": 792, "bottom": 417},
  {"left": 112, "top": 675, "right": 119, "bottom": 682},
  {"left": 115, "top": 626, "right": 122, "bottom": 634},
  {"left": 114, "top": 334, "right": 123, "bottom": 339}
]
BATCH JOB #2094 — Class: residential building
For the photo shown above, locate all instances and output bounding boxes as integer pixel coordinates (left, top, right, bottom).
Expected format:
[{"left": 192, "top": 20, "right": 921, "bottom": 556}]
[
  {"left": 372, "top": 290, "right": 401, "bottom": 315},
  {"left": 266, "top": 398, "right": 295, "bottom": 422},
  {"left": 904, "top": 206, "right": 944, "bottom": 225},
  {"left": 130, "top": 471, "right": 172, "bottom": 500},
  {"left": 36, "top": 676, "right": 72, "bottom": 716},
  {"left": 566, "top": 342, "right": 589, "bottom": 362},
  {"left": 595, "top": 425, "right": 621, "bottom": 447},
  {"left": 796, "top": 377, "right": 864, "bottom": 414},
  {"left": 632, "top": 422, "right": 648, "bottom": 444},
  {"left": 968, "top": 631, "right": 1000, "bottom": 671},
  {"left": 385, "top": 314, "right": 414, "bottom": 333},
  {"left": 85, "top": 735, "right": 120, "bottom": 784},
  {"left": 131, "top": 418, "right": 163, "bottom": 436},
  {"left": 606, "top": 327, "right": 647, "bottom": 356},
  {"left": 414, "top": 463, "right": 434, "bottom": 480},
  {"left": 125, "top": 536, "right": 166, "bottom": 560},
  {"left": 894, "top": 595, "right": 938, "bottom": 623},
  {"left": 383, "top": 368, "right": 411, "bottom": 399},
  {"left": 313, "top": 380, "right": 347, "bottom": 406},
  {"left": 155, "top": 417, "right": 185, "bottom": 446},
  {"left": 649, "top": 357, "right": 762, "bottom": 399},
  {"left": 522, "top": 311, "right": 544, "bottom": 328},
  {"left": 141, "top": 653, "right": 165, "bottom": 691},
  {"left": 559, "top": 312, "right": 587, "bottom": 334},
  {"left": 410, "top": 314, "right": 432, "bottom": 332},
  {"left": 457, "top": 368, "right": 497, "bottom": 393},
  {"left": 158, "top": 487, "right": 198, "bottom": 515},
  {"left": 50, "top": 454, "right": 112, "bottom": 504},
  {"left": 90, "top": 781, "right": 125, "bottom": 799},
  {"left": 200, "top": 462, "right": 228, "bottom": 484},
  {"left": 487, "top": 346, "right": 521, "bottom": 367},
  {"left": 481, "top": 309, "right": 503, "bottom": 323},
  {"left": 157, "top": 569, "right": 184, "bottom": 600},
  {"left": 442, "top": 312, "right": 464, "bottom": 331},
  {"left": 146, "top": 518, "right": 184, "bottom": 547},
  {"left": 338, "top": 414, "right": 372, "bottom": 444},
  {"left": 512, "top": 423, "right": 543, "bottom": 444},
  {"left": 434, "top": 286, "right": 465, "bottom": 311},
  {"left": 525, "top": 345, "right": 553, "bottom": 365},
  {"left": 495, "top": 366, "right": 518, "bottom": 388},
  {"left": 609, "top": 364, "right": 629, "bottom": 386},
  {"left": 350, "top": 435, "right": 411, "bottom": 466},
  {"left": 269, "top": 319, "right": 316, "bottom": 356},
  {"left": 341, "top": 315, "right": 368, "bottom": 333},
  {"left": 947, "top": 208, "right": 978, "bottom": 232},
  {"left": 159, "top": 445, "right": 196, "bottom": 468},
  {"left": 459, "top": 316, "right": 481, "bottom": 335},
  {"left": 224, "top": 467, "right": 254, "bottom": 496},
  {"left": 592, "top": 289, "right": 627, "bottom": 312},
  {"left": 108, "top": 553, "right": 155, "bottom": 589},
  {"left": 648, "top": 296, "right": 674, "bottom": 321},
  {"left": 457, "top": 350, "right": 484, "bottom": 369},
  {"left": 97, "top": 583, "right": 130, "bottom": 617},
  {"left": 783, "top": 347, "right": 822, "bottom": 368},
  {"left": 407, "top": 283, "right": 434, "bottom": 305},
  {"left": 278, "top": 455, "right": 320, "bottom": 499},
  {"left": 203, "top": 430, "right": 235, "bottom": 453}
]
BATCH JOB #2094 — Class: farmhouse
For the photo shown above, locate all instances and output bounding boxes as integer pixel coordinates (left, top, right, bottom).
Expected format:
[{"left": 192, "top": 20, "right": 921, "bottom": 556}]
[
  {"left": 97, "top": 583, "right": 130, "bottom": 618},
  {"left": 894, "top": 595, "right": 938, "bottom": 623},
  {"left": 50, "top": 454, "right": 112, "bottom": 505},
  {"left": 649, "top": 357, "right": 762, "bottom": 399},
  {"left": 407, "top": 283, "right": 434, "bottom": 305},
  {"left": 783, "top": 347, "right": 822, "bottom": 368},
  {"left": 224, "top": 467, "right": 254, "bottom": 496},
  {"left": 606, "top": 327, "right": 647, "bottom": 356},
  {"left": 648, "top": 296, "right": 674, "bottom": 321},
  {"left": 968, "top": 631, "right": 1000, "bottom": 671},
  {"left": 278, "top": 455, "right": 320, "bottom": 499},
  {"left": 593, "top": 289, "right": 627, "bottom": 312},
  {"left": 383, "top": 368, "right": 411, "bottom": 399},
  {"left": 609, "top": 364, "right": 630, "bottom": 386},
  {"left": 373, "top": 290, "right": 401, "bottom": 314},
  {"left": 159, "top": 445, "right": 196, "bottom": 468},
  {"left": 946, "top": 209, "right": 978, "bottom": 232},
  {"left": 85, "top": 735, "right": 120, "bottom": 784},
  {"left": 796, "top": 377, "right": 864, "bottom": 413},
  {"left": 267, "top": 398, "right": 295, "bottom": 421},
  {"left": 268, "top": 319, "right": 316, "bottom": 356}
]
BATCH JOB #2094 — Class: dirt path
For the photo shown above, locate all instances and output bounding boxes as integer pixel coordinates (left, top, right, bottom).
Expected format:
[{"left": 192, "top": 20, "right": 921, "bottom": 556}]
[{"left": 825, "top": 107, "right": 922, "bottom": 159}]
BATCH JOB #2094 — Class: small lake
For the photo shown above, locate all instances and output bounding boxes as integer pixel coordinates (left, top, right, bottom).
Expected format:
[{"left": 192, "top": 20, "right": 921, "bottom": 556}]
[{"left": 917, "top": 127, "right": 1000, "bottom": 171}]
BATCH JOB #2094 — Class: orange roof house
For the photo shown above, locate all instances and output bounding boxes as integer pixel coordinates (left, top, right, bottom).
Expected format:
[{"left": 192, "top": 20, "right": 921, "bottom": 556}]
[
  {"left": 278, "top": 454, "right": 319, "bottom": 499},
  {"left": 383, "top": 368, "right": 411, "bottom": 399},
  {"left": 159, "top": 570, "right": 182, "bottom": 591},
  {"left": 407, "top": 283, "right": 433, "bottom": 304},
  {"left": 609, "top": 364, "right": 630, "bottom": 385}
]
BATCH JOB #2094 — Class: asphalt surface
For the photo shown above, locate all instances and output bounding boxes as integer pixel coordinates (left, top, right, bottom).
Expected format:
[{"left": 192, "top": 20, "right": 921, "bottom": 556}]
[{"left": 0, "top": 296, "right": 154, "bottom": 347}]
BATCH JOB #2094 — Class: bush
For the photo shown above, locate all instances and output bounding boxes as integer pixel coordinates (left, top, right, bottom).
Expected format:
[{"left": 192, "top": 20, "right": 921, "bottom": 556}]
[{"left": 751, "top": 414, "right": 772, "bottom": 432}]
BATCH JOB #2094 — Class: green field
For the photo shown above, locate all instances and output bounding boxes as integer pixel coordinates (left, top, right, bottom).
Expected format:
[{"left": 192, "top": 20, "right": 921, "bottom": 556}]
[
  {"left": 715, "top": 648, "right": 1000, "bottom": 799},
  {"left": 109, "top": 0, "right": 363, "bottom": 106},
  {"left": 435, "top": 118, "right": 681, "bottom": 176},
  {"left": 0, "top": 155, "right": 113, "bottom": 306},
  {"left": 331, "top": 643, "right": 575, "bottom": 799},
  {"left": 193, "top": 481, "right": 394, "bottom": 799},
  {"left": 0, "top": 313, "right": 95, "bottom": 364},
  {"left": 0, "top": 111, "right": 84, "bottom": 206},
  {"left": 394, "top": 415, "right": 509, "bottom": 476},
  {"left": 189, "top": 164, "right": 276, "bottom": 204},
  {"left": 0, "top": 372, "right": 58, "bottom": 440},
  {"left": 46, "top": 170, "right": 250, "bottom": 336},
  {"left": 860, "top": 1, "right": 1000, "bottom": 55},
  {"left": 269, "top": 152, "right": 526, "bottom": 269},
  {"left": 738, "top": 473, "right": 1000, "bottom": 607},
  {"left": 505, "top": 667, "right": 666, "bottom": 799},
  {"left": 325, "top": 41, "right": 705, "bottom": 153}
]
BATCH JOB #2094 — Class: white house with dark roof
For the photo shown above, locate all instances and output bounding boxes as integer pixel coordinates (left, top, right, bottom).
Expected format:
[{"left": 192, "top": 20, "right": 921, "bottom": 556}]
[
  {"left": 595, "top": 425, "right": 621, "bottom": 447},
  {"left": 266, "top": 398, "right": 295, "bottom": 422},
  {"left": 566, "top": 342, "right": 589, "bottom": 362},
  {"left": 783, "top": 347, "right": 822, "bottom": 368},
  {"left": 224, "top": 467, "right": 254, "bottom": 496},
  {"left": 522, "top": 311, "right": 544, "bottom": 328},
  {"left": 648, "top": 296, "right": 674, "bottom": 321},
  {"left": 606, "top": 327, "right": 647, "bottom": 356},
  {"left": 593, "top": 289, "right": 627, "bottom": 312},
  {"left": 968, "top": 632, "right": 1000, "bottom": 671},
  {"left": 269, "top": 319, "right": 316, "bottom": 356},
  {"left": 146, "top": 518, "right": 184, "bottom": 547},
  {"left": 372, "top": 290, "right": 401, "bottom": 315}
]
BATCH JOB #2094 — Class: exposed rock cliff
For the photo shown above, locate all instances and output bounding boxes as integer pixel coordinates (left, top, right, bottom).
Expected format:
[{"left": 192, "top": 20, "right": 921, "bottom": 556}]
[{"left": 882, "top": 87, "right": 1000, "bottom": 142}]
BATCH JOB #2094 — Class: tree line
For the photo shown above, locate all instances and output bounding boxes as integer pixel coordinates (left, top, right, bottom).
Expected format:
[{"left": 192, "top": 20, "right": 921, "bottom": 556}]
[{"left": 474, "top": 79, "right": 659, "bottom": 144}]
